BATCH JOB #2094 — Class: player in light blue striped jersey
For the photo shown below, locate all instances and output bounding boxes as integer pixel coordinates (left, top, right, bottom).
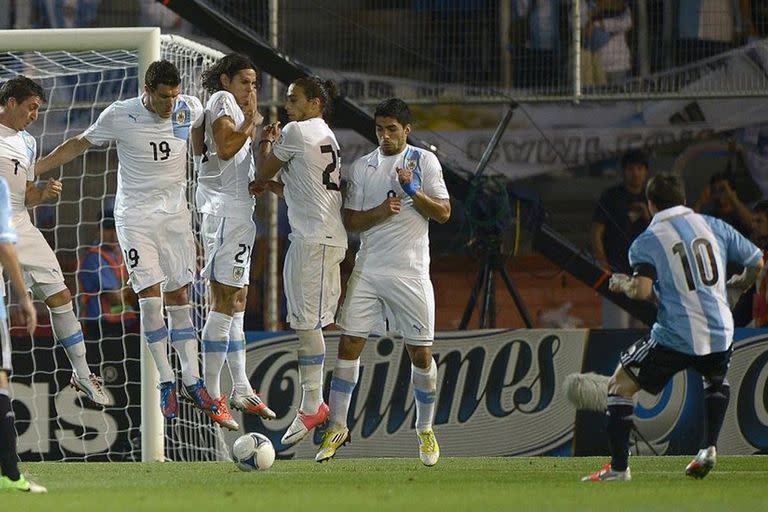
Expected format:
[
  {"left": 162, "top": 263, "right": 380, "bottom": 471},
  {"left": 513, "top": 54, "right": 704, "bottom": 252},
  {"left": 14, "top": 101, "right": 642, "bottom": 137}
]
[
  {"left": 0, "top": 176, "right": 45, "bottom": 492},
  {"left": 583, "top": 174, "right": 764, "bottom": 482}
]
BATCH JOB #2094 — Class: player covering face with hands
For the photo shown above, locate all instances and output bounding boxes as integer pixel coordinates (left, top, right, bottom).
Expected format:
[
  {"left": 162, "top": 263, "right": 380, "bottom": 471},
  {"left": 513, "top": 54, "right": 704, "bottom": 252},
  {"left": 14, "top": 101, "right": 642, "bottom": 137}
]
[{"left": 192, "top": 53, "right": 274, "bottom": 430}]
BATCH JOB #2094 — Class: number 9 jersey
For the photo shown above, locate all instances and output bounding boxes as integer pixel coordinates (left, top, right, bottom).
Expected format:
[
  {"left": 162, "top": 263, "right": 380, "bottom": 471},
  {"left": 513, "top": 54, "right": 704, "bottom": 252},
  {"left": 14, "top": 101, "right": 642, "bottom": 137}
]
[
  {"left": 272, "top": 118, "right": 347, "bottom": 249},
  {"left": 628, "top": 206, "right": 762, "bottom": 356},
  {"left": 82, "top": 95, "right": 204, "bottom": 226}
]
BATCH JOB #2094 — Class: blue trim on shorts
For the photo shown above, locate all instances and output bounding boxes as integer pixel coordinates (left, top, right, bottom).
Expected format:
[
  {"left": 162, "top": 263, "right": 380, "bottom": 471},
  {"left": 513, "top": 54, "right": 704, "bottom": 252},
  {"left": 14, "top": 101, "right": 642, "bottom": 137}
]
[
  {"left": 298, "top": 354, "right": 325, "bottom": 366},
  {"left": 59, "top": 331, "right": 84, "bottom": 348},
  {"left": 314, "top": 246, "right": 326, "bottom": 330}
]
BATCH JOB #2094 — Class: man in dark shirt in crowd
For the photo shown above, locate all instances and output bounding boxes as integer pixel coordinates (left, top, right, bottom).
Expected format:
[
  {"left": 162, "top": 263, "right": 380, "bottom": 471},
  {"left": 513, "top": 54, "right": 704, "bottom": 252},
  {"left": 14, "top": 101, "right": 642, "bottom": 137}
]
[
  {"left": 591, "top": 149, "right": 650, "bottom": 328},
  {"left": 695, "top": 170, "right": 753, "bottom": 238}
]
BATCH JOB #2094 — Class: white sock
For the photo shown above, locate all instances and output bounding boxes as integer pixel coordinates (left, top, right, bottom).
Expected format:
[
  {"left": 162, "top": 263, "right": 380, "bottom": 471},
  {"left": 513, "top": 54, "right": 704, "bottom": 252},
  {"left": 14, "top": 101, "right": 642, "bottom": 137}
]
[
  {"left": 227, "top": 311, "right": 251, "bottom": 395},
  {"left": 166, "top": 305, "right": 200, "bottom": 386},
  {"left": 411, "top": 359, "right": 437, "bottom": 433},
  {"left": 49, "top": 302, "right": 91, "bottom": 379},
  {"left": 139, "top": 297, "right": 175, "bottom": 383},
  {"left": 202, "top": 311, "right": 232, "bottom": 398},
  {"left": 329, "top": 358, "right": 359, "bottom": 427},
  {"left": 296, "top": 328, "right": 326, "bottom": 414}
]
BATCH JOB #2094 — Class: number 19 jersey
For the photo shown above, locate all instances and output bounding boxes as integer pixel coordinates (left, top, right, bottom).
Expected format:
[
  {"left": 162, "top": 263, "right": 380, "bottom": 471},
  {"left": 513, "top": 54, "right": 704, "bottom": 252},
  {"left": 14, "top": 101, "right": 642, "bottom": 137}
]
[
  {"left": 629, "top": 205, "right": 762, "bottom": 355},
  {"left": 83, "top": 95, "right": 204, "bottom": 226},
  {"left": 272, "top": 118, "right": 346, "bottom": 248}
]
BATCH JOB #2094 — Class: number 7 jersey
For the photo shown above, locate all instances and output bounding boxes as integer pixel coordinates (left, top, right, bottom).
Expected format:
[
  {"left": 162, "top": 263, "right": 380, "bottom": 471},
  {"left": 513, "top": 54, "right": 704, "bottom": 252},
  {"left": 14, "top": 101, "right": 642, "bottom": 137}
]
[
  {"left": 272, "top": 117, "right": 346, "bottom": 248},
  {"left": 82, "top": 95, "right": 204, "bottom": 226},
  {"left": 629, "top": 205, "right": 762, "bottom": 355}
]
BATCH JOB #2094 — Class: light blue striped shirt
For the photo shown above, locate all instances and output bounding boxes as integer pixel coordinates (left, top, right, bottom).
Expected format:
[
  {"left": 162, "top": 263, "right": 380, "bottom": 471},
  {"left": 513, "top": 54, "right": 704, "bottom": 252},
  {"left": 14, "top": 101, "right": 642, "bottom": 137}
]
[
  {"left": 629, "top": 206, "right": 762, "bottom": 355},
  {"left": 0, "top": 177, "right": 16, "bottom": 321}
]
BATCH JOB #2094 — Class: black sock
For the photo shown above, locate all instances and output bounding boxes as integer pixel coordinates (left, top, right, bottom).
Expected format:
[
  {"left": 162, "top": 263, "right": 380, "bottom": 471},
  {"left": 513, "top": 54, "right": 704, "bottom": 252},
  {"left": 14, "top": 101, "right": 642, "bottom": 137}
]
[
  {"left": 0, "top": 392, "right": 20, "bottom": 481},
  {"left": 704, "top": 384, "right": 730, "bottom": 448},
  {"left": 607, "top": 394, "right": 634, "bottom": 472}
]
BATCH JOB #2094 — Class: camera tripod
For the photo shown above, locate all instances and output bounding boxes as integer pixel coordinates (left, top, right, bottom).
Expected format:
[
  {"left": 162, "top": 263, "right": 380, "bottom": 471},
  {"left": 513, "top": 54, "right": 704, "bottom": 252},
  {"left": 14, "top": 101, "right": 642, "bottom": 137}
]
[{"left": 459, "top": 240, "right": 533, "bottom": 329}]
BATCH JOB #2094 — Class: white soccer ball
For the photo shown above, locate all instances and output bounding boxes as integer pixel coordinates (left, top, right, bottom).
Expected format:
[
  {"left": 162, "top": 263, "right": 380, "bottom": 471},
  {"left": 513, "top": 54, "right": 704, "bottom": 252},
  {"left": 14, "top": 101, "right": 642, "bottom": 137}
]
[{"left": 232, "top": 432, "right": 275, "bottom": 471}]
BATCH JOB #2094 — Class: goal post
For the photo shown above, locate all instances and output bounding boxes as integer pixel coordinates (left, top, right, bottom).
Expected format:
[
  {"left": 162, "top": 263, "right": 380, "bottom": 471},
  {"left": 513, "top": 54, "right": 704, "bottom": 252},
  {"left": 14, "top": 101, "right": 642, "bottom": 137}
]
[{"left": 0, "top": 28, "right": 226, "bottom": 463}]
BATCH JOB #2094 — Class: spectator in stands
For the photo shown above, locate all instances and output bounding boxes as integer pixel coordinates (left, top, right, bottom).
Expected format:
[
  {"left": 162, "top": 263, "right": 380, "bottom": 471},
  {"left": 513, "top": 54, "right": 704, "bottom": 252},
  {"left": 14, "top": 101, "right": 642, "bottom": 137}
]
[
  {"left": 509, "top": 0, "right": 563, "bottom": 88},
  {"left": 77, "top": 201, "right": 138, "bottom": 341},
  {"left": 591, "top": 149, "right": 650, "bottom": 328},
  {"left": 36, "top": 0, "right": 100, "bottom": 28},
  {"left": 676, "top": 0, "right": 755, "bottom": 64},
  {"left": 693, "top": 170, "right": 753, "bottom": 237},
  {"left": 590, "top": 0, "right": 633, "bottom": 84},
  {"left": 731, "top": 200, "right": 768, "bottom": 326},
  {"left": 139, "top": 0, "right": 193, "bottom": 34}
]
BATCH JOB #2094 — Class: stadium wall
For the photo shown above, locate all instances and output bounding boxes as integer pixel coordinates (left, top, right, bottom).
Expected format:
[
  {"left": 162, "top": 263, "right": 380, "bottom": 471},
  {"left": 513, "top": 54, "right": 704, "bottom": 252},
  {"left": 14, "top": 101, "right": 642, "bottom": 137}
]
[{"left": 10, "top": 328, "right": 768, "bottom": 460}]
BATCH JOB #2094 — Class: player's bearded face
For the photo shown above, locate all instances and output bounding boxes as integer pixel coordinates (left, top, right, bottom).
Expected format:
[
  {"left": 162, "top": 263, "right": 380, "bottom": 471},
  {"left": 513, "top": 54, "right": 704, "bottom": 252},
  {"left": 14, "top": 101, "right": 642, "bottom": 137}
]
[
  {"left": 375, "top": 116, "right": 410, "bottom": 156},
  {"left": 224, "top": 68, "right": 257, "bottom": 108},
  {"left": 146, "top": 84, "right": 181, "bottom": 119}
]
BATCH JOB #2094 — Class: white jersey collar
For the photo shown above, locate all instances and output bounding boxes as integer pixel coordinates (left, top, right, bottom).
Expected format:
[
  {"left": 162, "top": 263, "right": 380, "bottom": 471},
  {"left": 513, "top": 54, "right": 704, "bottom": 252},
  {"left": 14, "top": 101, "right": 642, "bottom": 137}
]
[{"left": 651, "top": 205, "right": 692, "bottom": 225}]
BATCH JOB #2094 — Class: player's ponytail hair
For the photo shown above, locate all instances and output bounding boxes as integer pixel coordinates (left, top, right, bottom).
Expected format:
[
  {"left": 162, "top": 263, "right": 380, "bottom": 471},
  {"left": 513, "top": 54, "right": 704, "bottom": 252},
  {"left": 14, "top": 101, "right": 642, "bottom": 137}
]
[
  {"left": 292, "top": 76, "right": 339, "bottom": 116},
  {"left": 646, "top": 174, "right": 686, "bottom": 211},
  {"left": 202, "top": 53, "right": 258, "bottom": 94}
]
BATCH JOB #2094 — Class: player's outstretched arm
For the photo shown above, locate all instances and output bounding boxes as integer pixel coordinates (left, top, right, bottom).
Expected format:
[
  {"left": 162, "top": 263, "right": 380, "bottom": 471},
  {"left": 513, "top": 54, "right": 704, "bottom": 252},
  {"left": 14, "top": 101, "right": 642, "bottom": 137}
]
[
  {"left": 728, "top": 258, "right": 765, "bottom": 292},
  {"left": 0, "top": 243, "right": 36, "bottom": 334},
  {"left": 35, "top": 135, "right": 92, "bottom": 176},
  {"left": 255, "top": 122, "right": 284, "bottom": 182},
  {"left": 609, "top": 273, "right": 654, "bottom": 301}
]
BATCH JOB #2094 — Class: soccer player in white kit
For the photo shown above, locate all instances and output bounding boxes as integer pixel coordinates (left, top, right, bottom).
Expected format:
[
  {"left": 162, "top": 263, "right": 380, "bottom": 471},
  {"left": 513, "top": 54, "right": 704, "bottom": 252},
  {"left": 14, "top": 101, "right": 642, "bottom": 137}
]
[
  {"left": 193, "top": 53, "right": 276, "bottom": 429},
  {"left": 254, "top": 76, "right": 347, "bottom": 446},
  {"left": 36, "top": 61, "right": 217, "bottom": 419},
  {"left": 314, "top": 98, "right": 451, "bottom": 466},
  {"left": 0, "top": 76, "right": 111, "bottom": 407}
]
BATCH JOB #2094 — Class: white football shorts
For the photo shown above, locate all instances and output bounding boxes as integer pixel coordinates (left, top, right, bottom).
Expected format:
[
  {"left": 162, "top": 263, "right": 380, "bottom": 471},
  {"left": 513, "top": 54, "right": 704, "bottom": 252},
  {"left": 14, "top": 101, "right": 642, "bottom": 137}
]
[
  {"left": 283, "top": 240, "right": 345, "bottom": 330},
  {"left": 14, "top": 217, "right": 67, "bottom": 300},
  {"left": 200, "top": 214, "right": 256, "bottom": 288},
  {"left": 338, "top": 271, "right": 435, "bottom": 346},
  {"left": 116, "top": 210, "right": 195, "bottom": 294}
]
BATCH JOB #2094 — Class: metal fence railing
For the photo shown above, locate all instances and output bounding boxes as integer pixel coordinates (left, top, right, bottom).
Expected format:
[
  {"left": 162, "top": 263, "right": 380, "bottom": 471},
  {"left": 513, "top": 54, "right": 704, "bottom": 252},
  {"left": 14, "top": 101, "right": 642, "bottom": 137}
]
[{"left": 4, "top": 1, "right": 767, "bottom": 102}]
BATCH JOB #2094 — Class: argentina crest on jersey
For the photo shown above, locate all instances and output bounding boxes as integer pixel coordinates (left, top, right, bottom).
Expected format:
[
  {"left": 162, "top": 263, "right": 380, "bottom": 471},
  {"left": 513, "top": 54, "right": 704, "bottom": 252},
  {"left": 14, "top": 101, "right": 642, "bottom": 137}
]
[
  {"left": 233, "top": 266, "right": 245, "bottom": 281},
  {"left": 172, "top": 101, "right": 191, "bottom": 139}
]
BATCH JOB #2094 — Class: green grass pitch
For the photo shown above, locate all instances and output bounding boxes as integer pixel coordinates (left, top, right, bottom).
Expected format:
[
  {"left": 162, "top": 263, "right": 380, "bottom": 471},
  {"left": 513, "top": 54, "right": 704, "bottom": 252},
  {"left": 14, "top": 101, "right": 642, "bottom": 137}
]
[{"left": 5, "top": 456, "right": 767, "bottom": 511}]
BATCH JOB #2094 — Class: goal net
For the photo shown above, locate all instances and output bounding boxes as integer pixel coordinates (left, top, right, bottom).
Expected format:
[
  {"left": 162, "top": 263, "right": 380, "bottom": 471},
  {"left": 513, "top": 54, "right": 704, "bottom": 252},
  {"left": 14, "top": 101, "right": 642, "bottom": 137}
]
[{"left": 0, "top": 30, "right": 231, "bottom": 462}]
